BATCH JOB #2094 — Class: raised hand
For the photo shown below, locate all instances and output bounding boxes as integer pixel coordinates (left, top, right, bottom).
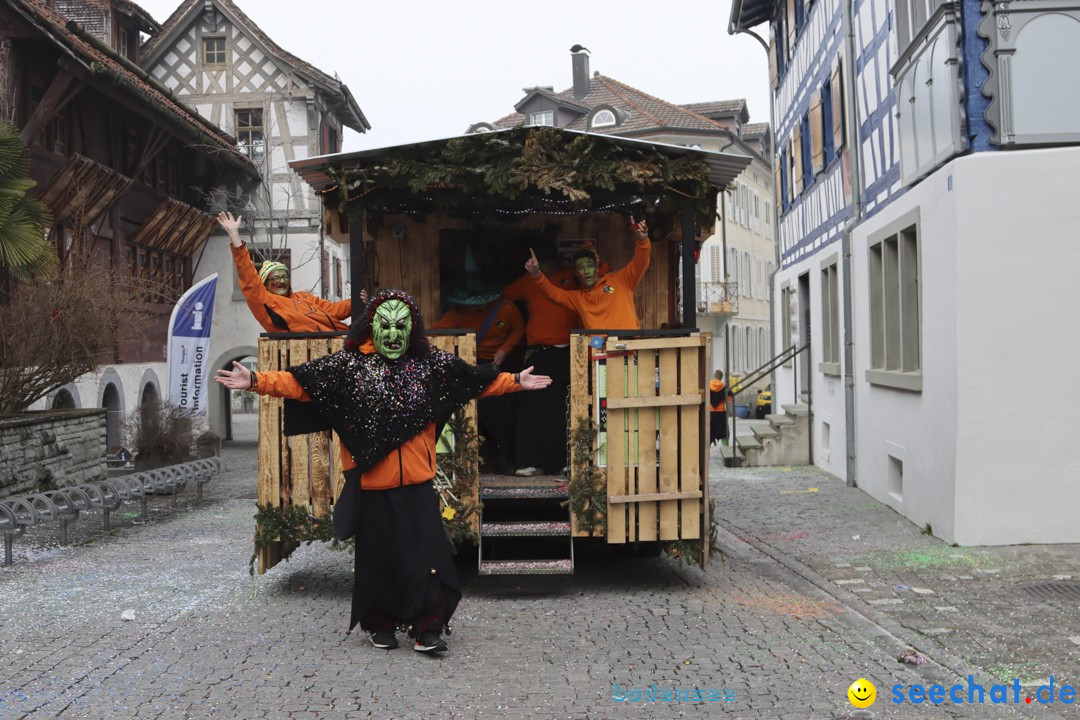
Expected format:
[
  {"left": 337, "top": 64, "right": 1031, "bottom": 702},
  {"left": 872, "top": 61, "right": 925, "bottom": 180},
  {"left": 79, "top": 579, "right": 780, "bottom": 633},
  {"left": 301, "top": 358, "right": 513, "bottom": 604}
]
[
  {"left": 517, "top": 365, "right": 552, "bottom": 390},
  {"left": 629, "top": 215, "right": 648, "bottom": 241},
  {"left": 359, "top": 288, "right": 368, "bottom": 304},
  {"left": 214, "top": 360, "right": 253, "bottom": 390},
  {"left": 525, "top": 247, "right": 541, "bottom": 278},
  {"left": 217, "top": 211, "right": 244, "bottom": 247}
]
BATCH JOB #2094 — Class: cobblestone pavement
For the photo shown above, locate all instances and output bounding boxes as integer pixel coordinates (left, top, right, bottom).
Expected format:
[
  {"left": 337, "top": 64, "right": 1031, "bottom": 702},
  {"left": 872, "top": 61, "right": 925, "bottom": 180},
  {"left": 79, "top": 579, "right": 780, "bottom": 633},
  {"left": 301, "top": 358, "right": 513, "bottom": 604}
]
[
  {"left": 710, "top": 447, "right": 1080, "bottom": 719},
  {"left": 0, "top": 425, "right": 1070, "bottom": 719}
]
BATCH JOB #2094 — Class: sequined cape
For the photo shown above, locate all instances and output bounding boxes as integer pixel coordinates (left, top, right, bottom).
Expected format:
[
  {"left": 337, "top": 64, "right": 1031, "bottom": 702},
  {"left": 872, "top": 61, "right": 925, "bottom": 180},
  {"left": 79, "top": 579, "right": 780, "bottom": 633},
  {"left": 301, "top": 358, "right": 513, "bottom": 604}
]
[{"left": 285, "top": 347, "right": 498, "bottom": 475}]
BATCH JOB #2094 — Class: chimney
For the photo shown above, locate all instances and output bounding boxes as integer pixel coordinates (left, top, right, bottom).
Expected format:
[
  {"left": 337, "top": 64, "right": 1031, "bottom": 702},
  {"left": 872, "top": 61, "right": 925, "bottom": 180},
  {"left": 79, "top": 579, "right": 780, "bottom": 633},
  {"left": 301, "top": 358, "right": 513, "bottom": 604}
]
[{"left": 571, "top": 46, "right": 590, "bottom": 100}]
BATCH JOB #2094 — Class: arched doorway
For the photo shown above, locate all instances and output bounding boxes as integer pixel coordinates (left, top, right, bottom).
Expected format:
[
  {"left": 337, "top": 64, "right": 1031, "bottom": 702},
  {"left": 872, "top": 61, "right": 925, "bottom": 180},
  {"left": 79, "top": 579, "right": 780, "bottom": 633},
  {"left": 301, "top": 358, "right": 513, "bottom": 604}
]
[
  {"left": 102, "top": 383, "right": 122, "bottom": 449},
  {"left": 139, "top": 382, "right": 160, "bottom": 429},
  {"left": 208, "top": 345, "right": 258, "bottom": 441},
  {"left": 52, "top": 389, "right": 76, "bottom": 409}
]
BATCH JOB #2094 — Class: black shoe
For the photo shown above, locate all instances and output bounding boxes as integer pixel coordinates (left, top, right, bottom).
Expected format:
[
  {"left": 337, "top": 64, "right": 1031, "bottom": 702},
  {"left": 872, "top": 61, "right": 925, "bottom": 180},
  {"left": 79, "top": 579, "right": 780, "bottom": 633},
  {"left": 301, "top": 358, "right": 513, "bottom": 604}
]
[
  {"left": 369, "top": 630, "right": 398, "bottom": 649},
  {"left": 413, "top": 632, "right": 448, "bottom": 653}
]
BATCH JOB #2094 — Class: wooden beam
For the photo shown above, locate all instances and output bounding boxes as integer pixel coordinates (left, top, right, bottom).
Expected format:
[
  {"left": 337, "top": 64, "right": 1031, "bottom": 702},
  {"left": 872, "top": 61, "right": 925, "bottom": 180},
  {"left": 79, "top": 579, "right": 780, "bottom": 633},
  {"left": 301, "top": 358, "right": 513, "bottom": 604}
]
[
  {"left": 610, "top": 491, "right": 703, "bottom": 504},
  {"left": 20, "top": 70, "right": 80, "bottom": 145},
  {"left": 605, "top": 393, "right": 702, "bottom": 409}
]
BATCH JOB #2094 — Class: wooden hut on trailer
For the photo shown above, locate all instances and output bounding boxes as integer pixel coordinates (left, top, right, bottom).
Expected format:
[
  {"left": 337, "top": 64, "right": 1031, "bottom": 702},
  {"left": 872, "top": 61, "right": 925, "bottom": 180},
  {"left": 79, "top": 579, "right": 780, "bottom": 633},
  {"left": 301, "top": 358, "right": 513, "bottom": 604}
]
[{"left": 252, "top": 127, "right": 750, "bottom": 575}]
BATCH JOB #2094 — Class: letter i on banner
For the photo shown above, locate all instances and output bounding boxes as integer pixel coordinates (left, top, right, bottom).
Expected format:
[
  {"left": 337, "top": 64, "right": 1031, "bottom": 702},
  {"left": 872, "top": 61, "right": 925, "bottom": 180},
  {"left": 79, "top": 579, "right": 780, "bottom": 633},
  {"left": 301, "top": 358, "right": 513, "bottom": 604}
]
[{"left": 168, "top": 273, "right": 218, "bottom": 415}]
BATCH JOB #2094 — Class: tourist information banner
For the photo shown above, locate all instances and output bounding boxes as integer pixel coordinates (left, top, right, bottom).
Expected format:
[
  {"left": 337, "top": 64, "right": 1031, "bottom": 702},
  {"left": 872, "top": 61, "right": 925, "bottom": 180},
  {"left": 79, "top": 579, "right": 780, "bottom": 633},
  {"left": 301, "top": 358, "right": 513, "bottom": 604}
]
[{"left": 167, "top": 273, "right": 218, "bottom": 416}]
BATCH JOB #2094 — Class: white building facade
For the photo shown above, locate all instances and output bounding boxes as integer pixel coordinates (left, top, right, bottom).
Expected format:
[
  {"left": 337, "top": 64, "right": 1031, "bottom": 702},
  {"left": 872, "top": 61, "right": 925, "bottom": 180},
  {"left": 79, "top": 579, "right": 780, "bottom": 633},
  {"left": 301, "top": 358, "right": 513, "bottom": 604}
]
[
  {"left": 140, "top": 0, "right": 369, "bottom": 438},
  {"left": 731, "top": 0, "right": 1080, "bottom": 543}
]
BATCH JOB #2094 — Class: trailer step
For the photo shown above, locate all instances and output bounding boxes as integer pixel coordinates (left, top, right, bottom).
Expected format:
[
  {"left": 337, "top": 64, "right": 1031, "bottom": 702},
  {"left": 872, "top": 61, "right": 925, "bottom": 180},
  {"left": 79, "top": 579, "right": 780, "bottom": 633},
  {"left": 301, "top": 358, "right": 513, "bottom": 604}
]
[
  {"left": 479, "top": 477, "right": 569, "bottom": 500},
  {"left": 479, "top": 559, "right": 574, "bottom": 576},
  {"left": 481, "top": 521, "right": 572, "bottom": 537}
]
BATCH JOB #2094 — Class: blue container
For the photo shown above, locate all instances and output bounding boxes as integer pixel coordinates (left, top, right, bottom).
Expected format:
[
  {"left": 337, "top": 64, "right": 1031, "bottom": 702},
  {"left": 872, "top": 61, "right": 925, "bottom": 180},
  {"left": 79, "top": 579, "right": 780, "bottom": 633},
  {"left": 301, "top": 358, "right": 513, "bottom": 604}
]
[{"left": 734, "top": 404, "right": 751, "bottom": 419}]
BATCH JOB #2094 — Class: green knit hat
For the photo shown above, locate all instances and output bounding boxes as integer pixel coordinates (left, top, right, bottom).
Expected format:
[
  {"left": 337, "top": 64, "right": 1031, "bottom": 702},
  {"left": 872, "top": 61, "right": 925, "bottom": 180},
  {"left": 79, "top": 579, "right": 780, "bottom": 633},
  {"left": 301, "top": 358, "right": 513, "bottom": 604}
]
[{"left": 258, "top": 261, "right": 289, "bottom": 285}]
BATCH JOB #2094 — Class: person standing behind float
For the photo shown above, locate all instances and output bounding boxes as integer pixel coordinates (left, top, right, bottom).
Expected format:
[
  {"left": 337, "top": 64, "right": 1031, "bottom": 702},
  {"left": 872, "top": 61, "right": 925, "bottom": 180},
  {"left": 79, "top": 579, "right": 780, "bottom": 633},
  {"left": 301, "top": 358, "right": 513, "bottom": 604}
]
[
  {"left": 431, "top": 289, "right": 525, "bottom": 475},
  {"left": 524, "top": 217, "right": 649, "bottom": 331},
  {"left": 214, "top": 289, "right": 552, "bottom": 653},
  {"left": 217, "top": 211, "right": 362, "bottom": 333},
  {"left": 709, "top": 370, "right": 730, "bottom": 446},
  {"left": 503, "top": 256, "right": 581, "bottom": 476}
]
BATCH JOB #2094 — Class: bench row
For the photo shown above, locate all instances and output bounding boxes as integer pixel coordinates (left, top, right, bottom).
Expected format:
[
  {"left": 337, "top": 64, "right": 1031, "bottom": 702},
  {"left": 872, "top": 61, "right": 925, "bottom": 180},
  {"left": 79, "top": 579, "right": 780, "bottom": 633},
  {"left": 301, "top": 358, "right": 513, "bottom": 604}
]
[{"left": 0, "top": 458, "right": 223, "bottom": 566}]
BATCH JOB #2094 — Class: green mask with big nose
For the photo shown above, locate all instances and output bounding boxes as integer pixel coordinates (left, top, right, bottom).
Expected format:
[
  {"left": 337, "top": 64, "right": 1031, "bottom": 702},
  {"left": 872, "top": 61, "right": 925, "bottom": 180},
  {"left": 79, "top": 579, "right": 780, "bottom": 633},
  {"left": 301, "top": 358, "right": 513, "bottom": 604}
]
[{"left": 372, "top": 299, "right": 412, "bottom": 360}]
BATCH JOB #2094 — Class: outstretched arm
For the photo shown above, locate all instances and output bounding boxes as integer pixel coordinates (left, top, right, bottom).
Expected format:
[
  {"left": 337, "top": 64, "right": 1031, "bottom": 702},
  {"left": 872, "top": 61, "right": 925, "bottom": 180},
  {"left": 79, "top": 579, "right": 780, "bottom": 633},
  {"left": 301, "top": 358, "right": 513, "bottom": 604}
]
[
  {"left": 214, "top": 361, "right": 309, "bottom": 400},
  {"left": 479, "top": 365, "right": 552, "bottom": 398},
  {"left": 219, "top": 212, "right": 276, "bottom": 309}
]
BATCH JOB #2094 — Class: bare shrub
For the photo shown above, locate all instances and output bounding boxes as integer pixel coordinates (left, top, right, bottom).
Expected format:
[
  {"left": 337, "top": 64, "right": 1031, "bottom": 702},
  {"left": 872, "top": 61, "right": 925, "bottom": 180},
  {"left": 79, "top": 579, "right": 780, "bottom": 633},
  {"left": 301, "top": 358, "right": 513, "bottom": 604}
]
[{"left": 126, "top": 399, "right": 206, "bottom": 468}]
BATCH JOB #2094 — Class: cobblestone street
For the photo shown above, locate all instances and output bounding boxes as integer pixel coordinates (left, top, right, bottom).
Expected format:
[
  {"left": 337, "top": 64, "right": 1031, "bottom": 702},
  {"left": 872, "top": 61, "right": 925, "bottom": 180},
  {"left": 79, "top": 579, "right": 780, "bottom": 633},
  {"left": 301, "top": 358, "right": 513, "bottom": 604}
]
[{"left": 0, "top": 422, "right": 1074, "bottom": 719}]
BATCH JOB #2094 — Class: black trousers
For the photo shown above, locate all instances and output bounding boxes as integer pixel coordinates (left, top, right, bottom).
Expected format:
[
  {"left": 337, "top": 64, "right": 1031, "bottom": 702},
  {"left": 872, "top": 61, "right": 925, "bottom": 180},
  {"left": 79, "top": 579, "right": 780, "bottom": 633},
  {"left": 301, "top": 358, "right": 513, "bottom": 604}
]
[{"left": 515, "top": 346, "right": 570, "bottom": 473}]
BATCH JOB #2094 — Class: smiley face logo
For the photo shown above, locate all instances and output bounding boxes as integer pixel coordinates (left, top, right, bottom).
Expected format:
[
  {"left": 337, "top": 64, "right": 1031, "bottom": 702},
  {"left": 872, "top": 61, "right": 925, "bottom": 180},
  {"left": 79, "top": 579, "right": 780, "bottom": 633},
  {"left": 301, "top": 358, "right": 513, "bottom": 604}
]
[{"left": 847, "top": 678, "right": 876, "bottom": 708}]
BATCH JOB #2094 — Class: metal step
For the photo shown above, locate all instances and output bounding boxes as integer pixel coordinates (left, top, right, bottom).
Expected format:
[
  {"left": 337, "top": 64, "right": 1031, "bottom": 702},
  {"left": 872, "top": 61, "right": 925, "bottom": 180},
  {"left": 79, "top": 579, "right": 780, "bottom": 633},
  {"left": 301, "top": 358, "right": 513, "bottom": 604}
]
[
  {"left": 478, "top": 559, "right": 574, "bottom": 576},
  {"left": 479, "top": 477, "right": 569, "bottom": 501},
  {"left": 481, "top": 520, "right": 572, "bottom": 537}
]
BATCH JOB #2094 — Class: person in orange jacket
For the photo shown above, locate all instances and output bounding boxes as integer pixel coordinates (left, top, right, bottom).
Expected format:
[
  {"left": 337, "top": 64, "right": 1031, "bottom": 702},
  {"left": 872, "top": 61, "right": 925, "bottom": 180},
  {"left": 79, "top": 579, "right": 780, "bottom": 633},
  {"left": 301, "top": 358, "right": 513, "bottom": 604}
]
[
  {"left": 709, "top": 370, "right": 731, "bottom": 445},
  {"left": 502, "top": 257, "right": 581, "bottom": 476},
  {"left": 217, "top": 211, "right": 363, "bottom": 333},
  {"left": 215, "top": 289, "right": 551, "bottom": 654},
  {"left": 430, "top": 288, "right": 525, "bottom": 475},
  {"left": 524, "top": 216, "right": 650, "bottom": 331}
]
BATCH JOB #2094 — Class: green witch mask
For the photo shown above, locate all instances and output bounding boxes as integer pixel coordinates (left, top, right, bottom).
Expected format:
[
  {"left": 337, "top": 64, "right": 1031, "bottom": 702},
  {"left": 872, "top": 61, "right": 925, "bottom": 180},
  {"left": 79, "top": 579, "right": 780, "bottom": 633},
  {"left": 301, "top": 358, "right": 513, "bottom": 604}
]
[{"left": 372, "top": 299, "right": 412, "bottom": 359}]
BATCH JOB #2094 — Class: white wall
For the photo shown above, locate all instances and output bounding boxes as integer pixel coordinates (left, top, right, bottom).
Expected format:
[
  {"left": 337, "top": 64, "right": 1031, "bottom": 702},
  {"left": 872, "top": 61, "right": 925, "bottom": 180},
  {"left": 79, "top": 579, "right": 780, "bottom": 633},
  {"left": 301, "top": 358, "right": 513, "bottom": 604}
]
[
  {"left": 952, "top": 147, "right": 1080, "bottom": 544},
  {"left": 851, "top": 159, "right": 959, "bottom": 541}
]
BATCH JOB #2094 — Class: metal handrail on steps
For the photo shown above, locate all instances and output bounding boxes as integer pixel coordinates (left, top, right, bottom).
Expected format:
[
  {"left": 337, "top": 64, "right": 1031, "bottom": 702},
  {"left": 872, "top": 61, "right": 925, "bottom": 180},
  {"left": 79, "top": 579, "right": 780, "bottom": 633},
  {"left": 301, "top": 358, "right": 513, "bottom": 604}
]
[{"left": 728, "top": 343, "right": 810, "bottom": 465}]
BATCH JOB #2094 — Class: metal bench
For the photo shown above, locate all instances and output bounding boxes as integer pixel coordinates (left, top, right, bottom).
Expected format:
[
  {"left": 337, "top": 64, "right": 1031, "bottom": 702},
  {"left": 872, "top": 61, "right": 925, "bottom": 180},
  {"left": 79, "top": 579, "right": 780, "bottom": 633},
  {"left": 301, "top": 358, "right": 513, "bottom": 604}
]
[{"left": 0, "top": 458, "right": 224, "bottom": 566}]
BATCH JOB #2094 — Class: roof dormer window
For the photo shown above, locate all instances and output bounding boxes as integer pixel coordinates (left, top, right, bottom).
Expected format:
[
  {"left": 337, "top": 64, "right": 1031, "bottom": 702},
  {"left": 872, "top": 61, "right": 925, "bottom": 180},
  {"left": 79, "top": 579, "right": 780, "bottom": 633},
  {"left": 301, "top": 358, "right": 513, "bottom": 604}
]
[
  {"left": 529, "top": 110, "right": 554, "bottom": 127},
  {"left": 590, "top": 109, "right": 617, "bottom": 129}
]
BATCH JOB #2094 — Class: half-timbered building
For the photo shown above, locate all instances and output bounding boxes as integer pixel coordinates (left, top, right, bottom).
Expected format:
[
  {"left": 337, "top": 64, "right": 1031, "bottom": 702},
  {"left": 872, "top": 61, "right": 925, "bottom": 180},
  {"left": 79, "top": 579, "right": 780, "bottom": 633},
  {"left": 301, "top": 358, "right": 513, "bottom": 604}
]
[
  {"left": 0, "top": 0, "right": 258, "bottom": 449},
  {"left": 139, "top": 0, "right": 370, "bottom": 438},
  {"left": 730, "top": 0, "right": 1080, "bottom": 543}
]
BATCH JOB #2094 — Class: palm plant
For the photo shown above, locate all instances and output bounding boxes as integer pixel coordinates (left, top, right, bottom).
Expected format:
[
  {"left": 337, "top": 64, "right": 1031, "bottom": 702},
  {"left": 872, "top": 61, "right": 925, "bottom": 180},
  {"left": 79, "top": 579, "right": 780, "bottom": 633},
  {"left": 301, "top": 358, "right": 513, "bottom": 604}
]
[{"left": 0, "top": 120, "right": 55, "bottom": 279}]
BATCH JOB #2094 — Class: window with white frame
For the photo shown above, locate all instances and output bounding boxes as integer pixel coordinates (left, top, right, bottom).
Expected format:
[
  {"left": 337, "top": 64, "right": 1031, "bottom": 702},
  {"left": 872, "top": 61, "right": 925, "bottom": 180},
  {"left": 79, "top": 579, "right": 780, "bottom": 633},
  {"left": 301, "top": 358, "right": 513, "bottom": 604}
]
[
  {"left": 744, "top": 252, "right": 752, "bottom": 297},
  {"left": 529, "top": 110, "right": 554, "bottom": 126},
  {"left": 235, "top": 109, "right": 264, "bottom": 159},
  {"left": 590, "top": 109, "right": 616, "bottom": 128},
  {"left": 820, "top": 256, "right": 840, "bottom": 374},
  {"left": 746, "top": 327, "right": 754, "bottom": 372},
  {"left": 867, "top": 210, "right": 921, "bottom": 390},
  {"left": 710, "top": 246, "right": 722, "bottom": 283}
]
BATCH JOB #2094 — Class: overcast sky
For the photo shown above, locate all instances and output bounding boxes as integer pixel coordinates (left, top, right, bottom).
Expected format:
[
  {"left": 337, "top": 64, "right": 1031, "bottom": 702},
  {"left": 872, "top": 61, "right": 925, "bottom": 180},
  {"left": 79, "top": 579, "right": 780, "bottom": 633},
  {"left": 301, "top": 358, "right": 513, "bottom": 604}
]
[{"left": 135, "top": 0, "right": 771, "bottom": 151}]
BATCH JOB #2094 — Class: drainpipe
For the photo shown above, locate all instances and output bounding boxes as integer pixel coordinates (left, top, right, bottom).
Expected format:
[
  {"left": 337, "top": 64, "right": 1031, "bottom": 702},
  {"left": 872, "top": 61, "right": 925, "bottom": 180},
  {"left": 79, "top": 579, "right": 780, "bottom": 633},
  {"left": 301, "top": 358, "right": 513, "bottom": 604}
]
[
  {"left": 840, "top": 0, "right": 863, "bottom": 487},
  {"left": 726, "top": 27, "right": 781, "bottom": 411}
]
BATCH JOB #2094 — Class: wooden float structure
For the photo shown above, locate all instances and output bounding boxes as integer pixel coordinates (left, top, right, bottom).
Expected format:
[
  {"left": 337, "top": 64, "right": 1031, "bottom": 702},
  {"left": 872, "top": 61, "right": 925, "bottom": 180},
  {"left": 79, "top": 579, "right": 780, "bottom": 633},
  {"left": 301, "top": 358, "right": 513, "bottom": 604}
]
[{"left": 254, "top": 128, "right": 750, "bottom": 574}]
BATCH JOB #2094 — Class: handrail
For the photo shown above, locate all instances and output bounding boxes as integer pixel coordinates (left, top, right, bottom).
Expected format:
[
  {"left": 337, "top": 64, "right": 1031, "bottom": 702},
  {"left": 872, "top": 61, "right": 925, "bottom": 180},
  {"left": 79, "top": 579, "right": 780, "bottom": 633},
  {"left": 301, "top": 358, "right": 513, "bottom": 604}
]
[{"left": 729, "top": 343, "right": 811, "bottom": 460}]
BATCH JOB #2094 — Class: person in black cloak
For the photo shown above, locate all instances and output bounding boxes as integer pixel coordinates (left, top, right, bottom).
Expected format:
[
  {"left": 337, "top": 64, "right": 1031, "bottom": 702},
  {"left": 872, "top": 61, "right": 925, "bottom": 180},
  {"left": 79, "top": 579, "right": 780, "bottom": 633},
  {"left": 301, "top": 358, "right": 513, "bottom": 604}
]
[{"left": 215, "top": 289, "right": 552, "bottom": 652}]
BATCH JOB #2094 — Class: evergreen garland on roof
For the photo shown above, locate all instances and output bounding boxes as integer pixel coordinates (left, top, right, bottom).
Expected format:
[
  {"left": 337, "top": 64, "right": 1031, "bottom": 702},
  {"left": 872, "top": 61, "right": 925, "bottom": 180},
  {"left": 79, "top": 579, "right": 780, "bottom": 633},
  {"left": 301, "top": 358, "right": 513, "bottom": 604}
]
[{"left": 321, "top": 127, "right": 719, "bottom": 223}]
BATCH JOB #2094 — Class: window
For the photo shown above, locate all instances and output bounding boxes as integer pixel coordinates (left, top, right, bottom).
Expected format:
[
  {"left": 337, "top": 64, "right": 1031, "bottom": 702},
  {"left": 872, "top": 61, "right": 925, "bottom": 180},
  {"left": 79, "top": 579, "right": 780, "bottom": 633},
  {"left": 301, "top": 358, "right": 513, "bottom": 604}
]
[
  {"left": 896, "top": 0, "right": 946, "bottom": 55},
  {"left": 335, "top": 258, "right": 343, "bottom": 297},
  {"left": 590, "top": 109, "right": 616, "bottom": 128},
  {"left": 800, "top": 113, "right": 813, "bottom": 189},
  {"left": 809, "top": 91, "right": 824, "bottom": 175},
  {"left": 867, "top": 210, "right": 921, "bottom": 390},
  {"left": 235, "top": 109, "right": 264, "bottom": 160},
  {"left": 529, "top": 110, "right": 554, "bottom": 127},
  {"left": 744, "top": 252, "right": 753, "bottom": 297},
  {"left": 710, "top": 246, "right": 722, "bottom": 282},
  {"left": 118, "top": 28, "right": 129, "bottom": 59},
  {"left": 820, "top": 257, "right": 840, "bottom": 374},
  {"left": 822, "top": 77, "right": 836, "bottom": 165},
  {"left": 746, "top": 327, "right": 754, "bottom": 371},
  {"left": 203, "top": 37, "right": 226, "bottom": 66},
  {"left": 830, "top": 59, "right": 845, "bottom": 154}
]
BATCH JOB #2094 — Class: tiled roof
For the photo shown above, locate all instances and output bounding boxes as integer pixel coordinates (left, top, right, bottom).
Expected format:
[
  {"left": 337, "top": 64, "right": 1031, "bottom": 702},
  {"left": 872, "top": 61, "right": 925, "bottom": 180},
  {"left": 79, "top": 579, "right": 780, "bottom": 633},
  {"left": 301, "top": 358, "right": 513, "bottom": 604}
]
[
  {"left": 142, "top": 0, "right": 369, "bottom": 132},
  {"left": 743, "top": 122, "right": 770, "bottom": 138},
  {"left": 7, "top": 0, "right": 254, "bottom": 174},
  {"left": 550, "top": 74, "right": 729, "bottom": 135},
  {"left": 681, "top": 100, "right": 748, "bottom": 116}
]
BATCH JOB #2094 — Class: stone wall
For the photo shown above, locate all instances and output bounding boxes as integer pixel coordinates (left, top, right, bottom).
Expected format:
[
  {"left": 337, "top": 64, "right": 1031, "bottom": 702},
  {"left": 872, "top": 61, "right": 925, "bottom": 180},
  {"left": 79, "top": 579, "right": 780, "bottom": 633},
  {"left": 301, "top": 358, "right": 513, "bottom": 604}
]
[{"left": 0, "top": 409, "right": 107, "bottom": 497}]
